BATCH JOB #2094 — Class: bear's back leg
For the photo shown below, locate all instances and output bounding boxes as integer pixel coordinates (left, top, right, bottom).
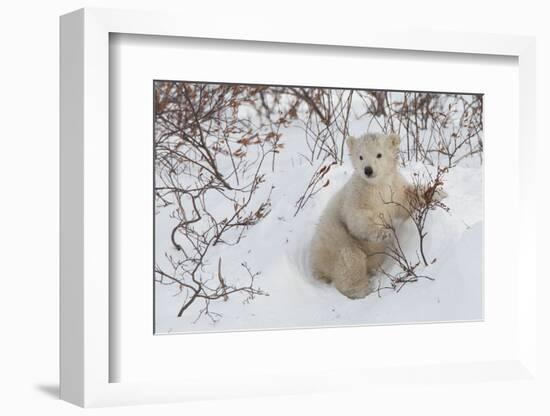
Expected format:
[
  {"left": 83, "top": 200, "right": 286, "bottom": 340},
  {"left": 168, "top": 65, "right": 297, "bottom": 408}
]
[
  {"left": 309, "top": 237, "right": 337, "bottom": 283},
  {"left": 332, "top": 246, "right": 373, "bottom": 299}
]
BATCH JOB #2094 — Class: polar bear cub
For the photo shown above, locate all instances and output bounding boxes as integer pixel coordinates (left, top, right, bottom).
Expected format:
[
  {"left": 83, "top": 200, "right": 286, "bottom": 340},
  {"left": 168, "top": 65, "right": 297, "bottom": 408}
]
[{"left": 309, "top": 132, "right": 413, "bottom": 299}]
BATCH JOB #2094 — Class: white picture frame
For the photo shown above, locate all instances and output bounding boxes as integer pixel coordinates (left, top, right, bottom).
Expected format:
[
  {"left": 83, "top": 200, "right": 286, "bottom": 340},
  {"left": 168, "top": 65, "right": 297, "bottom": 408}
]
[{"left": 60, "top": 7, "right": 538, "bottom": 407}]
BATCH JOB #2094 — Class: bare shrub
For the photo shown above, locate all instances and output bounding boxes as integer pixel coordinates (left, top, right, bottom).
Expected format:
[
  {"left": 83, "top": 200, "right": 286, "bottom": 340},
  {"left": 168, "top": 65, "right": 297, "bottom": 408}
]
[
  {"left": 375, "top": 167, "right": 450, "bottom": 295},
  {"left": 258, "top": 87, "right": 355, "bottom": 216},
  {"left": 154, "top": 82, "right": 285, "bottom": 320},
  {"left": 355, "top": 91, "right": 483, "bottom": 167}
]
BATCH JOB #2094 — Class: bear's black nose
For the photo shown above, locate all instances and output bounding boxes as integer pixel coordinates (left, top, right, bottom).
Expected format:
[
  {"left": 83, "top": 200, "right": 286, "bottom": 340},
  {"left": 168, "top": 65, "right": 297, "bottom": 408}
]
[{"left": 364, "top": 166, "right": 373, "bottom": 177}]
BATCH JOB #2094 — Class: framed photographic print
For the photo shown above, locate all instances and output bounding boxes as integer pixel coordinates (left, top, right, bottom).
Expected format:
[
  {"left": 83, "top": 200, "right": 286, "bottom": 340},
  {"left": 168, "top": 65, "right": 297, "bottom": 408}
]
[{"left": 60, "top": 7, "right": 539, "bottom": 407}]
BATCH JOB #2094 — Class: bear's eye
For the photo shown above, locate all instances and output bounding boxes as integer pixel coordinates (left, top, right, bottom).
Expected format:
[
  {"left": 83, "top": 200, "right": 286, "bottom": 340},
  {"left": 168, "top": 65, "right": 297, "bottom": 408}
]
[
  {"left": 359, "top": 155, "right": 363, "bottom": 160},
  {"left": 376, "top": 153, "right": 382, "bottom": 158}
]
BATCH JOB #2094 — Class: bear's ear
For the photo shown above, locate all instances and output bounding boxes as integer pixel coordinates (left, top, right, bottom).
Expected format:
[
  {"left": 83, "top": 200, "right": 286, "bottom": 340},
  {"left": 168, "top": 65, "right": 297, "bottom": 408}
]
[
  {"left": 388, "top": 133, "right": 400, "bottom": 149},
  {"left": 346, "top": 135, "right": 357, "bottom": 151}
]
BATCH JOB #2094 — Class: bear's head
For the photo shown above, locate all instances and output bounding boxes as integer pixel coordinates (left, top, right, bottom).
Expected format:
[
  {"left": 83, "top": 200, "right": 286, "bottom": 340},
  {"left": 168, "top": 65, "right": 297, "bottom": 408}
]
[{"left": 346, "top": 133, "right": 400, "bottom": 184}]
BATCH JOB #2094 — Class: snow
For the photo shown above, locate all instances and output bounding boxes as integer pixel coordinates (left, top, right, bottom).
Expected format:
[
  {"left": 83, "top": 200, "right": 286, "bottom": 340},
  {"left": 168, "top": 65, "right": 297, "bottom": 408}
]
[{"left": 154, "top": 92, "right": 483, "bottom": 334}]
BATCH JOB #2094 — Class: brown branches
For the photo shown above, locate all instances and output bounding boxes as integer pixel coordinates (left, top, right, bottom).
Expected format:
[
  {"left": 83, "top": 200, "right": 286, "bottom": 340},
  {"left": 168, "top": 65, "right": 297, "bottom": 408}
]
[
  {"left": 154, "top": 82, "right": 283, "bottom": 321},
  {"left": 403, "top": 167, "right": 450, "bottom": 266},
  {"left": 155, "top": 259, "right": 267, "bottom": 321},
  {"left": 294, "top": 161, "right": 336, "bottom": 216},
  {"left": 374, "top": 217, "right": 435, "bottom": 296},
  {"left": 355, "top": 91, "right": 483, "bottom": 167},
  {"left": 286, "top": 89, "right": 354, "bottom": 215},
  {"left": 375, "top": 167, "right": 450, "bottom": 295}
]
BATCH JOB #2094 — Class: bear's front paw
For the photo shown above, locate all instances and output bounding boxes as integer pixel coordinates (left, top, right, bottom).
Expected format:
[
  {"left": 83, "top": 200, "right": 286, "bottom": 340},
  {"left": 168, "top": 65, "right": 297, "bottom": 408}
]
[{"left": 369, "top": 228, "right": 392, "bottom": 242}]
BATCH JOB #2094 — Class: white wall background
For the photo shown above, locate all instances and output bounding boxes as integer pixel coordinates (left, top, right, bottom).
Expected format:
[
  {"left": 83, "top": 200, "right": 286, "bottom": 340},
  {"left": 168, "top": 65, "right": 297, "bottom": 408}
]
[{"left": 0, "top": 0, "right": 548, "bottom": 414}]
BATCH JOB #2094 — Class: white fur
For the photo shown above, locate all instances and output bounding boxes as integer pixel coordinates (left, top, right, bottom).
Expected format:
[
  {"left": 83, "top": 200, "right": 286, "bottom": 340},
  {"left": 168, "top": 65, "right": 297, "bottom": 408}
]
[{"left": 309, "top": 133, "right": 413, "bottom": 299}]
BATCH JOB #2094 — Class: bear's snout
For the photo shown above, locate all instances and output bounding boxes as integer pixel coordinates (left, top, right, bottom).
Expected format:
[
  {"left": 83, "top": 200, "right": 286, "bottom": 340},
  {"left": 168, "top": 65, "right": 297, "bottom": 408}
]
[{"left": 364, "top": 166, "right": 374, "bottom": 177}]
